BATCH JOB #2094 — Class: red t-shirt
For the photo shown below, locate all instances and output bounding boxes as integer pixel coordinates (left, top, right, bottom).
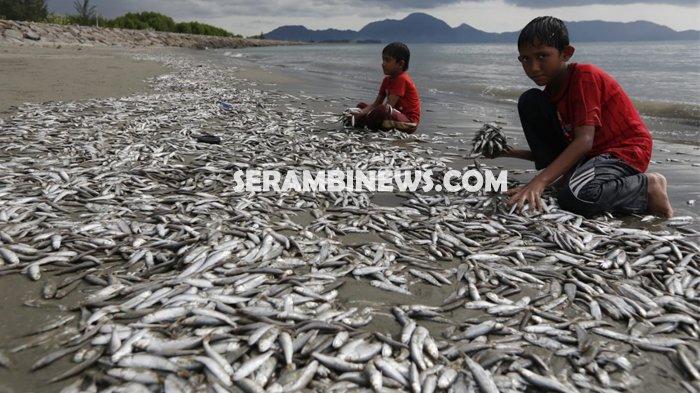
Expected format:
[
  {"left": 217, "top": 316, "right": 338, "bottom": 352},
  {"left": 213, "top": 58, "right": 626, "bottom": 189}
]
[
  {"left": 546, "top": 63, "right": 652, "bottom": 173},
  {"left": 379, "top": 71, "right": 421, "bottom": 124}
]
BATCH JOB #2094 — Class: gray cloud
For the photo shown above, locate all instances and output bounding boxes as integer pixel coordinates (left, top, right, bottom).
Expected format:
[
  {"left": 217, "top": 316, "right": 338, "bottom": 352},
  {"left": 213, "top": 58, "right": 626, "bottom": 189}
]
[
  {"left": 47, "top": 0, "right": 700, "bottom": 19},
  {"left": 504, "top": 0, "right": 699, "bottom": 6},
  {"left": 47, "top": 0, "right": 362, "bottom": 19},
  {"left": 357, "top": 0, "right": 465, "bottom": 8},
  {"left": 353, "top": 0, "right": 698, "bottom": 8}
]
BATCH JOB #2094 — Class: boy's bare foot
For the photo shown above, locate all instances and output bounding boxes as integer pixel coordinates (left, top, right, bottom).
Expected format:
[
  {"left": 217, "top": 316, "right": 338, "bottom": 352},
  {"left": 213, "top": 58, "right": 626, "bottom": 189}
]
[
  {"left": 381, "top": 120, "right": 417, "bottom": 133},
  {"left": 646, "top": 173, "right": 673, "bottom": 218}
]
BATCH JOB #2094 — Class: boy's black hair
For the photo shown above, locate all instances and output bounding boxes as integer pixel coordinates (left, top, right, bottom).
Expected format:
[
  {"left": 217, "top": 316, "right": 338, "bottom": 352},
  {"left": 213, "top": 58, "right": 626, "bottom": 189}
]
[
  {"left": 383, "top": 42, "right": 410, "bottom": 71},
  {"left": 518, "top": 16, "right": 569, "bottom": 51}
]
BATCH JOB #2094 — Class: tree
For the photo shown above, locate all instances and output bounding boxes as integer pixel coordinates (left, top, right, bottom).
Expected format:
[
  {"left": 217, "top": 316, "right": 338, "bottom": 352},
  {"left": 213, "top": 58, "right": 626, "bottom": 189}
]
[
  {"left": 0, "top": 0, "right": 48, "bottom": 21},
  {"left": 73, "top": 0, "right": 95, "bottom": 22},
  {"left": 111, "top": 12, "right": 176, "bottom": 31}
]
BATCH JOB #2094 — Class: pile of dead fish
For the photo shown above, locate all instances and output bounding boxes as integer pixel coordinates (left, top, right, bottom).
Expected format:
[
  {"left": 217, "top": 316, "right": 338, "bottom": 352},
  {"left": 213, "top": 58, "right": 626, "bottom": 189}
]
[
  {"left": 0, "top": 51, "right": 698, "bottom": 393},
  {"left": 470, "top": 123, "right": 511, "bottom": 158}
]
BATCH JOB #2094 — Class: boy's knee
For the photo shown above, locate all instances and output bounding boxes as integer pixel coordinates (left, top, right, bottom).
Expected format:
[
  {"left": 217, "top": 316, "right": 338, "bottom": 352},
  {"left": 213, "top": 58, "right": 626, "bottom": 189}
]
[
  {"left": 368, "top": 104, "right": 391, "bottom": 118},
  {"left": 365, "top": 104, "right": 391, "bottom": 130},
  {"left": 556, "top": 182, "right": 604, "bottom": 217},
  {"left": 518, "top": 88, "right": 547, "bottom": 113},
  {"left": 576, "top": 182, "right": 603, "bottom": 204},
  {"left": 556, "top": 185, "right": 576, "bottom": 211}
]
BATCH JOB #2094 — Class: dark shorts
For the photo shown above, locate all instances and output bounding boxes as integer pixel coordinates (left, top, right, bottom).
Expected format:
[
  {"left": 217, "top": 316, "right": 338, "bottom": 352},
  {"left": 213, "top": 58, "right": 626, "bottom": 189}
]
[
  {"left": 354, "top": 102, "right": 412, "bottom": 130},
  {"left": 556, "top": 154, "right": 648, "bottom": 217},
  {"left": 518, "top": 88, "right": 649, "bottom": 217}
]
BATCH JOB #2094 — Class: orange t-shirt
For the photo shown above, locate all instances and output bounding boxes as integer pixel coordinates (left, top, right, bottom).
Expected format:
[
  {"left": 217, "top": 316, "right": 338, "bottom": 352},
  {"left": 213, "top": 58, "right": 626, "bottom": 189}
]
[
  {"left": 379, "top": 71, "right": 421, "bottom": 124},
  {"left": 546, "top": 63, "right": 652, "bottom": 173}
]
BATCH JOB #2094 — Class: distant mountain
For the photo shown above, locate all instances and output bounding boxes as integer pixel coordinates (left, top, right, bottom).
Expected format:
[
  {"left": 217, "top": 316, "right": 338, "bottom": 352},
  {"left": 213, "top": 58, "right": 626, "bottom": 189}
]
[
  {"left": 265, "top": 12, "right": 699, "bottom": 43},
  {"left": 358, "top": 13, "right": 453, "bottom": 43},
  {"left": 264, "top": 25, "right": 356, "bottom": 42}
]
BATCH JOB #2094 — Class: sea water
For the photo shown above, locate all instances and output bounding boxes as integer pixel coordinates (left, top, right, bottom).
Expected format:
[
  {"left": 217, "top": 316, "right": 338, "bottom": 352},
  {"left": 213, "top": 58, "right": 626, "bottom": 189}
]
[{"left": 219, "top": 41, "right": 700, "bottom": 142}]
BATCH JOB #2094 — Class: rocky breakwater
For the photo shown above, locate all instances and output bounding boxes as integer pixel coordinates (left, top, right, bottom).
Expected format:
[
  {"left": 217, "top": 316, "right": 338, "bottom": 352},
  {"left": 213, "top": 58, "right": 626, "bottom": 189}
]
[{"left": 0, "top": 19, "right": 295, "bottom": 49}]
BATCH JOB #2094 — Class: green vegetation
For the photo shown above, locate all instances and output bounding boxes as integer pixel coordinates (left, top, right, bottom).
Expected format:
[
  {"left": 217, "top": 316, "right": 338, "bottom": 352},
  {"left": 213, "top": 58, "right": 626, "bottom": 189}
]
[
  {"left": 108, "top": 13, "right": 235, "bottom": 37},
  {"left": 45, "top": 12, "right": 71, "bottom": 25},
  {"left": 45, "top": 11, "right": 109, "bottom": 27},
  {"left": 0, "top": 0, "right": 48, "bottom": 21},
  {"left": 1, "top": 1, "right": 241, "bottom": 38},
  {"left": 109, "top": 12, "right": 177, "bottom": 32},
  {"left": 174, "top": 21, "right": 233, "bottom": 37}
]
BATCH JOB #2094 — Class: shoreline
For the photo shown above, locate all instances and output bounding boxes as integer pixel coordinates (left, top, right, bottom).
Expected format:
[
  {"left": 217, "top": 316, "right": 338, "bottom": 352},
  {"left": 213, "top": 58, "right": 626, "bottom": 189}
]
[
  {"left": 0, "top": 44, "right": 698, "bottom": 393},
  {"left": 215, "top": 47, "right": 700, "bottom": 220},
  {"left": 219, "top": 42, "right": 700, "bottom": 147}
]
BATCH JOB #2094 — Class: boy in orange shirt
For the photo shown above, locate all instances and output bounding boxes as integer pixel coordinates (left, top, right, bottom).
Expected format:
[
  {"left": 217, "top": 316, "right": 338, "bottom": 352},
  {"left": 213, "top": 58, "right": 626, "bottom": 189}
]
[
  {"left": 497, "top": 17, "right": 672, "bottom": 218},
  {"left": 351, "top": 42, "right": 421, "bottom": 133}
]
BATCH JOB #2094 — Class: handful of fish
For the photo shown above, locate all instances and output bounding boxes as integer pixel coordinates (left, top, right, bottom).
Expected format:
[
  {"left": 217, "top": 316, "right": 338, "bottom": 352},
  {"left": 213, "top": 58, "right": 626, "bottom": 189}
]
[
  {"left": 470, "top": 122, "right": 510, "bottom": 158},
  {"left": 0, "top": 51, "right": 698, "bottom": 393},
  {"left": 340, "top": 107, "right": 361, "bottom": 127}
]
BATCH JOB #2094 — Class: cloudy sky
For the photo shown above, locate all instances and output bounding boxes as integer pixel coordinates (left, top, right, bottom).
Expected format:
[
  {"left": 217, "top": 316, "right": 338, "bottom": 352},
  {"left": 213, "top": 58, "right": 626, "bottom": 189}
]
[{"left": 47, "top": 0, "right": 700, "bottom": 36}]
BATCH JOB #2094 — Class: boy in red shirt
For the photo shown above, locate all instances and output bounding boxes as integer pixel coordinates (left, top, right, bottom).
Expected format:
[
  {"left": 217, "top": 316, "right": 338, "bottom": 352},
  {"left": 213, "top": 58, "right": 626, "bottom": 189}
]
[
  {"left": 496, "top": 16, "right": 672, "bottom": 218},
  {"left": 352, "top": 42, "right": 421, "bottom": 133}
]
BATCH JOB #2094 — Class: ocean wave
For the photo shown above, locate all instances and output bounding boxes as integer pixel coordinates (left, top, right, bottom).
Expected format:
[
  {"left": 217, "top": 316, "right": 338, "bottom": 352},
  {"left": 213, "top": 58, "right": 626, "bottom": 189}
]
[
  {"left": 478, "top": 85, "right": 699, "bottom": 123},
  {"left": 479, "top": 85, "right": 524, "bottom": 100},
  {"left": 633, "top": 100, "right": 700, "bottom": 123}
]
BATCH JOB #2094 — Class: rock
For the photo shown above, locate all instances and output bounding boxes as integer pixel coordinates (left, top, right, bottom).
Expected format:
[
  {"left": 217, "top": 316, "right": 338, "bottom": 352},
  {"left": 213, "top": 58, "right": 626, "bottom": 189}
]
[
  {"left": 23, "top": 31, "right": 40, "bottom": 41},
  {"left": 0, "top": 19, "right": 292, "bottom": 49},
  {"left": 3, "top": 29, "right": 23, "bottom": 40}
]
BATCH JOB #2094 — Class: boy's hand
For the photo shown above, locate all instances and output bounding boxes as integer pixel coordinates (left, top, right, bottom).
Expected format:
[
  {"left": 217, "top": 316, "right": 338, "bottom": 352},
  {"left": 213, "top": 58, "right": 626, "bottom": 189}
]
[
  {"left": 482, "top": 150, "right": 498, "bottom": 159},
  {"left": 483, "top": 146, "right": 513, "bottom": 159},
  {"left": 506, "top": 176, "right": 547, "bottom": 212}
]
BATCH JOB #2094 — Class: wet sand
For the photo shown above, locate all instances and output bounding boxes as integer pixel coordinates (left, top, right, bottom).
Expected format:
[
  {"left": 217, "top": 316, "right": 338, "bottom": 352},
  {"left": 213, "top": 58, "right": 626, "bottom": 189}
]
[
  {"left": 0, "top": 45, "right": 167, "bottom": 115},
  {"left": 0, "top": 45, "right": 168, "bottom": 392},
  {"left": 0, "top": 45, "right": 696, "bottom": 392},
  {"left": 0, "top": 275, "right": 88, "bottom": 393},
  {"left": 191, "top": 50, "right": 697, "bottom": 393},
  {"left": 0, "top": 46, "right": 332, "bottom": 392}
]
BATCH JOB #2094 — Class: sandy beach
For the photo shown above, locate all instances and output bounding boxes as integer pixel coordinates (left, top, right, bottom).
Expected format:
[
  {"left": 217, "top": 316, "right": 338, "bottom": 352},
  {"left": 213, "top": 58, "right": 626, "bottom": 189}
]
[
  {"left": 0, "top": 44, "right": 337, "bottom": 393},
  {"left": 0, "top": 44, "right": 170, "bottom": 393},
  {"left": 0, "top": 42, "right": 698, "bottom": 393},
  {"left": 0, "top": 46, "right": 167, "bottom": 115}
]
